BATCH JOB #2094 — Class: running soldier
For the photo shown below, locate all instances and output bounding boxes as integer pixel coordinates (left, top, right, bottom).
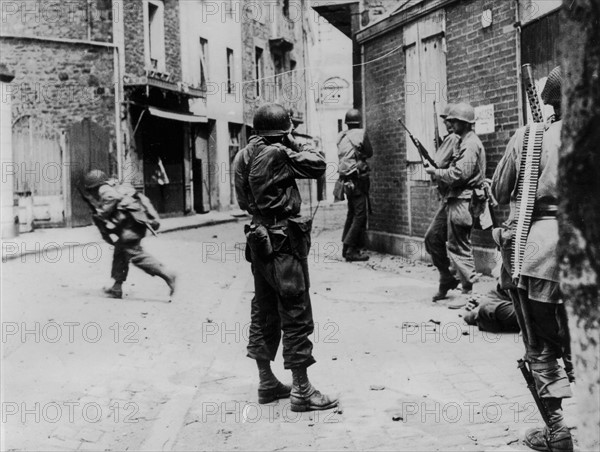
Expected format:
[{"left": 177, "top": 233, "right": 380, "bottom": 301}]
[
  {"left": 82, "top": 170, "right": 176, "bottom": 299},
  {"left": 492, "top": 67, "right": 573, "bottom": 452},
  {"left": 233, "top": 103, "right": 338, "bottom": 412},
  {"left": 424, "top": 102, "right": 486, "bottom": 302}
]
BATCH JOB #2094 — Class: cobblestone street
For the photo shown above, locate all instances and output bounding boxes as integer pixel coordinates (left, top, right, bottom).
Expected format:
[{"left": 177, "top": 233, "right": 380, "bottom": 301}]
[{"left": 1, "top": 208, "right": 579, "bottom": 451}]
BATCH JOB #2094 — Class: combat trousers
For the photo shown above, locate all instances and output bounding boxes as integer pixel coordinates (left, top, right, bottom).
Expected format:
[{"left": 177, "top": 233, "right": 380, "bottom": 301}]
[
  {"left": 513, "top": 291, "right": 573, "bottom": 400},
  {"left": 342, "top": 184, "right": 368, "bottom": 249},
  {"left": 477, "top": 300, "right": 520, "bottom": 333},
  {"left": 111, "top": 241, "right": 169, "bottom": 283},
  {"left": 246, "top": 228, "right": 316, "bottom": 370},
  {"left": 425, "top": 199, "right": 476, "bottom": 286}
]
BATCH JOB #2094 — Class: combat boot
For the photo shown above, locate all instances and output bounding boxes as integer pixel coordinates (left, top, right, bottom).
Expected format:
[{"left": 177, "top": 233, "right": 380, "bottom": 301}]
[
  {"left": 103, "top": 282, "right": 123, "bottom": 299},
  {"left": 290, "top": 366, "right": 338, "bottom": 412},
  {"left": 524, "top": 398, "right": 573, "bottom": 452},
  {"left": 345, "top": 247, "right": 369, "bottom": 262},
  {"left": 524, "top": 425, "right": 573, "bottom": 452},
  {"left": 432, "top": 278, "right": 460, "bottom": 301},
  {"left": 256, "top": 360, "right": 291, "bottom": 404}
]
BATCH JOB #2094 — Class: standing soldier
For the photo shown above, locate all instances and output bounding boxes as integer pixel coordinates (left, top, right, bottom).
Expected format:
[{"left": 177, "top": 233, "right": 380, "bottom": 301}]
[
  {"left": 424, "top": 103, "right": 460, "bottom": 301},
  {"left": 492, "top": 67, "right": 573, "bottom": 452},
  {"left": 233, "top": 103, "right": 338, "bottom": 412},
  {"left": 82, "top": 170, "right": 176, "bottom": 299},
  {"left": 337, "top": 108, "right": 373, "bottom": 262},
  {"left": 424, "top": 102, "right": 485, "bottom": 303}
]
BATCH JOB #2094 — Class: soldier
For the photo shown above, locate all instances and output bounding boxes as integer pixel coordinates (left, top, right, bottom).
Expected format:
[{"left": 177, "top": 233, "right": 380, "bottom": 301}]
[
  {"left": 492, "top": 67, "right": 573, "bottom": 452},
  {"left": 233, "top": 103, "right": 338, "bottom": 412},
  {"left": 424, "top": 102, "right": 486, "bottom": 303},
  {"left": 424, "top": 104, "right": 460, "bottom": 301},
  {"left": 337, "top": 108, "right": 373, "bottom": 262},
  {"left": 82, "top": 170, "right": 176, "bottom": 299}
]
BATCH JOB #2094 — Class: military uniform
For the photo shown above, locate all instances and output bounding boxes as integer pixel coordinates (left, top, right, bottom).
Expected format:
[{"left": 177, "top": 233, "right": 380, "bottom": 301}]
[
  {"left": 430, "top": 130, "right": 486, "bottom": 291},
  {"left": 85, "top": 173, "right": 175, "bottom": 299},
  {"left": 492, "top": 118, "right": 573, "bottom": 451},
  {"left": 424, "top": 132, "right": 460, "bottom": 291},
  {"left": 234, "top": 135, "right": 325, "bottom": 369}
]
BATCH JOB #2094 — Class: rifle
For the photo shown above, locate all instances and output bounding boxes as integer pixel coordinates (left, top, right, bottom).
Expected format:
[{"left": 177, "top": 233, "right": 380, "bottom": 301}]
[
  {"left": 397, "top": 118, "right": 438, "bottom": 168},
  {"left": 522, "top": 64, "right": 544, "bottom": 123},
  {"left": 433, "top": 101, "right": 442, "bottom": 150},
  {"left": 518, "top": 359, "right": 551, "bottom": 427},
  {"left": 78, "top": 187, "right": 119, "bottom": 245}
]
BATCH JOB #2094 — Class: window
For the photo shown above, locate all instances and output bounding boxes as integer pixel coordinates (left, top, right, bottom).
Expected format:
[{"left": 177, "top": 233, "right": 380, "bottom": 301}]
[
  {"left": 199, "top": 37, "right": 208, "bottom": 90},
  {"left": 226, "top": 48, "right": 234, "bottom": 94},
  {"left": 283, "top": 0, "right": 290, "bottom": 18},
  {"left": 146, "top": 0, "right": 165, "bottom": 71},
  {"left": 255, "top": 47, "right": 264, "bottom": 97}
]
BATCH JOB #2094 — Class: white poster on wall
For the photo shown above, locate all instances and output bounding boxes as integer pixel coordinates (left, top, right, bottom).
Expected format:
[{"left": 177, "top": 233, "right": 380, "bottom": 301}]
[{"left": 475, "top": 104, "right": 495, "bottom": 135}]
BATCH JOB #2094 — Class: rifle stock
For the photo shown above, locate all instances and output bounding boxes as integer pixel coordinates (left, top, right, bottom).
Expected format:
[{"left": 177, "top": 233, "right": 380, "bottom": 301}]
[{"left": 397, "top": 118, "right": 438, "bottom": 169}]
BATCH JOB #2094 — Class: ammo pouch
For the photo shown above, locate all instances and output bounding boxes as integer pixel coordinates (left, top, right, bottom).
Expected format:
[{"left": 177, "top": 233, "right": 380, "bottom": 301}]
[
  {"left": 245, "top": 224, "right": 273, "bottom": 261},
  {"left": 469, "top": 187, "right": 487, "bottom": 218},
  {"left": 272, "top": 216, "right": 312, "bottom": 298}
]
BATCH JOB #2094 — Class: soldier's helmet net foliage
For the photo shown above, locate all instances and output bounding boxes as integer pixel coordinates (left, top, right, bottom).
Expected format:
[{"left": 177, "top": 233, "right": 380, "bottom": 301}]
[
  {"left": 446, "top": 102, "right": 476, "bottom": 124},
  {"left": 541, "top": 66, "right": 562, "bottom": 107},
  {"left": 253, "top": 103, "right": 293, "bottom": 137},
  {"left": 344, "top": 108, "right": 362, "bottom": 125},
  {"left": 84, "top": 170, "right": 108, "bottom": 189}
]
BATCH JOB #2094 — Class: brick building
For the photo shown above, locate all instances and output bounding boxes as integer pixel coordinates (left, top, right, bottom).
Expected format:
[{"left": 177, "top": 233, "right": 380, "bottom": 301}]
[
  {"left": 316, "top": 0, "right": 561, "bottom": 272},
  {"left": 1, "top": 0, "right": 316, "bottom": 227}
]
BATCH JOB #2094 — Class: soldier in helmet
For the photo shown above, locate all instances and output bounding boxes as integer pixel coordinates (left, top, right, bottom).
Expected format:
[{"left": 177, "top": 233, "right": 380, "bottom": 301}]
[
  {"left": 424, "top": 102, "right": 486, "bottom": 303},
  {"left": 424, "top": 104, "right": 460, "bottom": 300},
  {"left": 492, "top": 67, "right": 573, "bottom": 452},
  {"left": 233, "top": 103, "right": 338, "bottom": 412},
  {"left": 337, "top": 108, "right": 373, "bottom": 261},
  {"left": 82, "top": 170, "right": 176, "bottom": 299}
]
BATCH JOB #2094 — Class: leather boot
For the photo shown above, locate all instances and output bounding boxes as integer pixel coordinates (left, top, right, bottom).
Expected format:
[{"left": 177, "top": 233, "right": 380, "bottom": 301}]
[
  {"left": 524, "top": 398, "right": 573, "bottom": 452},
  {"left": 345, "top": 247, "right": 369, "bottom": 262},
  {"left": 290, "top": 366, "right": 338, "bottom": 412},
  {"left": 103, "top": 281, "right": 123, "bottom": 299},
  {"left": 256, "top": 360, "right": 291, "bottom": 404},
  {"left": 432, "top": 278, "right": 459, "bottom": 301}
]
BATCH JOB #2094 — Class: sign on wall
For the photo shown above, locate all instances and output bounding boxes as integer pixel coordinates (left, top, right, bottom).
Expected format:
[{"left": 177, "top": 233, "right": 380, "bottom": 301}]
[{"left": 475, "top": 104, "right": 495, "bottom": 135}]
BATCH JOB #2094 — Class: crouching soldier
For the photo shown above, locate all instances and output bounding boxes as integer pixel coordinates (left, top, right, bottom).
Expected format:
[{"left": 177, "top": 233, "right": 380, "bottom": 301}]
[
  {"left": 233, "top": 103, "right": 338, "bottom": 412},
  {"left": 82, "top": 170, "right": 176, "bottom": 299}
]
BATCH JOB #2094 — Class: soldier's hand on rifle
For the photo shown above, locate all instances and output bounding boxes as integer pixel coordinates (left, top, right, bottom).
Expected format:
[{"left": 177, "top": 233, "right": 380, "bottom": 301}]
[{"left": 423, "top": 161, "right": 436, "bottom": 175}]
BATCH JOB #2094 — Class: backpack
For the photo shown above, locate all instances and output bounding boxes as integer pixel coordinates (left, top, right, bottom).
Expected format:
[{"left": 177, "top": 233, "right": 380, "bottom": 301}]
[
  {"left": 337, "top": 129, "right": 365, "bottom": 177},
  {"left": 115, "top": 183, "right": 161, "bottom": 231}
]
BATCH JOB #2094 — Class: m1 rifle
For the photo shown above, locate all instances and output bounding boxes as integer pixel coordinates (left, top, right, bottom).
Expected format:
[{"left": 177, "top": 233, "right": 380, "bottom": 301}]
[
  {"left": 518, "top": 359, "right": 552, "bottom": 427},
  {"left": 78, "top": 187, "right": 119, "bottom": 245},
  {"left": 397, "top": 118, "right": 438, "bottom": 168}
]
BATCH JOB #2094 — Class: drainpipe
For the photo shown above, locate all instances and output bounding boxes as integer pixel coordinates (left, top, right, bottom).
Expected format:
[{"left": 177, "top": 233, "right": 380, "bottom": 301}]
[
  {"left": 0, "top": 64, "right": 17, "bottom": 238},
  {"left": 113, "top": 0, "right": 126, "bottom": 181}
]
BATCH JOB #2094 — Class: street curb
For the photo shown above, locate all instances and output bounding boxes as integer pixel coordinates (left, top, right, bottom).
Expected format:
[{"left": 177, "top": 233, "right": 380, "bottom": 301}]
[{"left": 1, "top": 217, "right": 241, "bottom": 262}]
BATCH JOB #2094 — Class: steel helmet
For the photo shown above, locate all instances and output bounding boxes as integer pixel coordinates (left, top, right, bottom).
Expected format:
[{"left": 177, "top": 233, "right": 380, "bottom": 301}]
[
  {"left": 541, "top": 66, "right": 562, "bottom": 107},
  {"left": 446, "top": 102, "right": 476, "bottom": 124},
  {"left": 83, "top": 169, "right": 108, "bottom": 189},
  {"left": 344, "top": 108, "right": 362, "bottom": 125},
  {"left": 253, "top": 103, "right": 293, "bottom": 136},
  {"left": 440, "top": 103, "right": 455, "bottom": 118}
]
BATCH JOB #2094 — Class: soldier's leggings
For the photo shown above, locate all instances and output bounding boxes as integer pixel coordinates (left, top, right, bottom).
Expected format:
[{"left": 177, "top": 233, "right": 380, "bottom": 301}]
[
  {"left": 246, "top": 222, "right": 316, "bottom": 369},
  {"left": 520, "top": 295, "right": 572, "bottom": 400},
  {"left": 342, "top": 184, "right": 368, "bottom": 249},
  {"left": 111, "top": 241, "right": 169, "bottom": 283}
]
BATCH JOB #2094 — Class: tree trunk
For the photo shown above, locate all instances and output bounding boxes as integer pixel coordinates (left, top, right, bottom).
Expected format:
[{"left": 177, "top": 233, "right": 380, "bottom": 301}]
[{"left": 559, "top": 1, "right": 600, "bottom": 450}]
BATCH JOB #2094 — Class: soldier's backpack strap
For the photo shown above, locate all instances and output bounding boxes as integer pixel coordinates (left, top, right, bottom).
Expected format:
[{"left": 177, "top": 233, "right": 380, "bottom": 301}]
[{"left": 511, "top": 123, "right": 544, "bottom": 280}]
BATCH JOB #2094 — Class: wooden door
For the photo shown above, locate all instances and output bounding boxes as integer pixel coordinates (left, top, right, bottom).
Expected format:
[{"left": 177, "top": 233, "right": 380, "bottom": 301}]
[{"left": 68, "top": 119, "right": 110, "bottom": 227}]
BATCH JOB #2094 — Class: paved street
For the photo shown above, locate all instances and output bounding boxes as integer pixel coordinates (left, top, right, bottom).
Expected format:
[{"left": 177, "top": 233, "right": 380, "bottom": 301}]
[{"left": 1, "top": 210, "right": 578, "bottom": 451}]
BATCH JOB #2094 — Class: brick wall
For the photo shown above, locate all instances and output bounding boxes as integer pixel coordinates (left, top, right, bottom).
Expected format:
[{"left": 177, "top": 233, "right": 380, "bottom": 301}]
[
  {"left": 123, "top": 0, "right": 181, "bottom": 81},
  {"left": 0, "top": 0, "right": 113, "bottom": 42},
  {"left": 363, "top": 0, "right": 520, "bottom": 240},
  {"left": 363, "top": 29, "right": 408, "bottom": 235},
  {"left": 1, "top": 40, "right": 115, "bottom": 133}
]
